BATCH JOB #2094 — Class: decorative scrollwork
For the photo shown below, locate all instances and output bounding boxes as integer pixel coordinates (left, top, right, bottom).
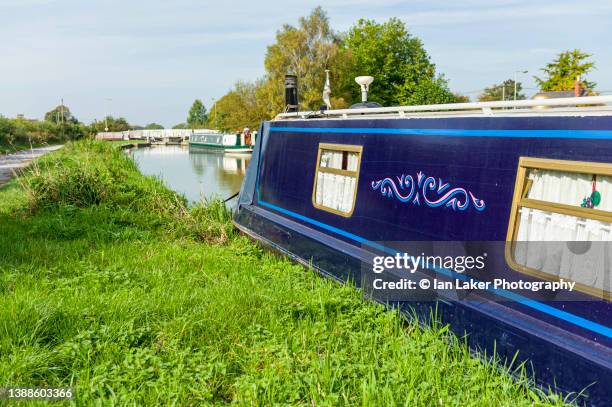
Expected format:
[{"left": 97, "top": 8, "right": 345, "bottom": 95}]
[{"left": 371, "top": 171, "right": 486, "bottom": 212}]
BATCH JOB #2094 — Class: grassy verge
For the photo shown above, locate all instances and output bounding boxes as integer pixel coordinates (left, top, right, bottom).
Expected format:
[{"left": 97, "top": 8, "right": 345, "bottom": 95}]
[{"left": 0, "top": 141, "right": 568, "bottom": 405}]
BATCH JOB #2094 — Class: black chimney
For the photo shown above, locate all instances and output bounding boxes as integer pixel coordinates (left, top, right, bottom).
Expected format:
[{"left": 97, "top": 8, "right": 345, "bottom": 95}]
[{"left": 284, "top": 75, "right": 298, "bottom": 112}]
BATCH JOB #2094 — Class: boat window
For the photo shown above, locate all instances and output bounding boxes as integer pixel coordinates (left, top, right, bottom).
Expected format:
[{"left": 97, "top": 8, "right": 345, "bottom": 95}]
[
  {"left": 506, "top": 157, "right": 612, "bottom": 299},
  {"left": 312, "top": 143, "right": 363, "bottom": 217}
]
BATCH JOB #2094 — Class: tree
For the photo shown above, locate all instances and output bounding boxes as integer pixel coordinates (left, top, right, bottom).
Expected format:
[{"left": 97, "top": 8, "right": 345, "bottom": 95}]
[
  {"left": 44, "top": 104, "right": 78, "bottom": 124},
  {"left": 478, "top": 79, "right": 525, "bottom": 102},
  {"left": 453, "top": 93, "right": 470, "bottom": 103},
  {"left": 212, "top": 80, "right": 269, "bottom": 131},
  {"left": 399, "top": 76, "right": 457, "bottom": 106},
  {"left": 343, "top": 18, "right": 454, "bottom": 106},
  {"left": 534, "top": 49, "right": 596, "bottom": 92},
  {"left": 144, "top": 123, "right": 164, "bottom": 129},
  {"left": 261, "top": 7, "right": 350, "bottom": 113},
  {"left": 211, "top": 9, "right": 464, "bottom": 126},
  {"left": 90, "top": 116, "right": 131, "bottom": 132},
  {"left": 187, "top": 99, "right": 208, "bottom": 128},
  {"left": 172, "top": 123, "right": 188, "bottom": 129}
]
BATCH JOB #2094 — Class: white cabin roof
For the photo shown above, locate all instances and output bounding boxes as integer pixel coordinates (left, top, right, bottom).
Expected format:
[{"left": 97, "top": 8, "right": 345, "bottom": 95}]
[{"left": 274, "top": 95, "right": 612, "bottom": 121}]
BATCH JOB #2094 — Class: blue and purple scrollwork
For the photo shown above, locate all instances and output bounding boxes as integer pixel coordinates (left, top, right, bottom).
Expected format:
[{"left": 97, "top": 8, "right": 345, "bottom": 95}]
[{"left": 371, "top": 171, "right": 486, "bottom": 212}]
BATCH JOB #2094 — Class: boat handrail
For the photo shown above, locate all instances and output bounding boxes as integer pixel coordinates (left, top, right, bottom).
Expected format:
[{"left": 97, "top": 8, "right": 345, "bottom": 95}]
[
  {"left": 274, "top": 95, "right": 612, "bottom": 120},
  {"left": 192, "top": 129, "right": 222, "bottom": 134}
]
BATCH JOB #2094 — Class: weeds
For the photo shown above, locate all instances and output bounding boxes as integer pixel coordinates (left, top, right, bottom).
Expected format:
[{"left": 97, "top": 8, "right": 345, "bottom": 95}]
[
  {"left": 16, "top": 140, "right": 232, "bottom": 244},
  {"left": 20, "top": 140, "right": 184, "bottom": 214},
  {"left": 188, "top": 198, "right": 236, "bottom": 244}
]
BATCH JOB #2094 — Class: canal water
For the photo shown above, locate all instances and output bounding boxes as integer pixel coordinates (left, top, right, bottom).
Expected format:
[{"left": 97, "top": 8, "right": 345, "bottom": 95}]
[{"left": 130, "top": 145, "right": 249, "bottom": 204}]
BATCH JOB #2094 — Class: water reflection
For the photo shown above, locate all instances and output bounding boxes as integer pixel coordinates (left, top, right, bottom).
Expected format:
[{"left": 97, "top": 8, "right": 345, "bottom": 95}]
[{"left": 130, "top": 145, "right": 250, "bottom": 204}]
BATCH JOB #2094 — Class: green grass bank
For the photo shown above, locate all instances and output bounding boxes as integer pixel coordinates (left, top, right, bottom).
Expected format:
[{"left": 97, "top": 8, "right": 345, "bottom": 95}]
[{"left": 0, "top": 141, "right": 568, "bottom": 405}]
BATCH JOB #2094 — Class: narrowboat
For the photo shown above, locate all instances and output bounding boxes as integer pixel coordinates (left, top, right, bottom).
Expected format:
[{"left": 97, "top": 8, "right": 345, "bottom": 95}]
[
  {"left": 234, "top": 92, "right": 612, "bottom": 405},
  {"left": 189, "top": 130, "right": 254, "bottom": 152}
]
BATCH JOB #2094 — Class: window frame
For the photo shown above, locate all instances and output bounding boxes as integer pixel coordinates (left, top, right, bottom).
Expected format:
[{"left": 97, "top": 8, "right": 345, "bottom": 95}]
[
  {"left": 312, "top": 143, "right": 363, "bottom": 217},
  {"left": 505, "top": 156, "right": 612, "bottom": 299}
]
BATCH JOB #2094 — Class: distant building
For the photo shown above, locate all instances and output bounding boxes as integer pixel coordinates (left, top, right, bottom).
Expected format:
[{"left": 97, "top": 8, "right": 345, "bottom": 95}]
[
  {"left": 95, "top": 132, "right": 128, "bottom": 141},
  {"left": 532, "top": 90, "right": 588, "bottom": 100},
  {"left": 15, "top": 114, "right": 37, "bottom": 122},
  {"left": 532, "top": 77, "right": 590, "bottom": 100}
]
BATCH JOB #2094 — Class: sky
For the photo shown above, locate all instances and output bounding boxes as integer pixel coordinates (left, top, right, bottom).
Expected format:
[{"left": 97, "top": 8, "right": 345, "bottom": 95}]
[{"left": 1, "top": 0, "right": 611, "bottom": 127}]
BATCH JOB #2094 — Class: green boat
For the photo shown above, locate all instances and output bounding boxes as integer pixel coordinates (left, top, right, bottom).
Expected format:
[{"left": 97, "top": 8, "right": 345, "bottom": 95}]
[{"left": 189, "top": 130, "right": 254, "bottom": 153}]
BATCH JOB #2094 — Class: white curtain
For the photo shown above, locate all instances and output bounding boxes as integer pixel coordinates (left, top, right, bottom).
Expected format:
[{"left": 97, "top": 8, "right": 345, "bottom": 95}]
[
  {"left": 320, "top": 150, "right": 359, "bottom": 171},
  {"left": 315, "top": 150, "right": 359, "bottom": 214},
  {"left": 315, "top": 172, "right": 356, "bottom": 213},
  {"left": 347, "top": 153, "right": 358, "bottom": 171},
  {"left": 528, "top": 170, "right": 612, "bottom": 210},
  {"left": 320, "top": 150, "right": 343, "bottom": 169},
  {"left": 515, "top": 170, "right": 612, "bottom": 293}
]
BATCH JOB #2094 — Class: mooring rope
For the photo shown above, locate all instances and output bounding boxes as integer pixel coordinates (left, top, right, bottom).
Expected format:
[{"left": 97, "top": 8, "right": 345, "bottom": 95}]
[{"left": 223, "top": 191, "right": 240, "bottom": 202}]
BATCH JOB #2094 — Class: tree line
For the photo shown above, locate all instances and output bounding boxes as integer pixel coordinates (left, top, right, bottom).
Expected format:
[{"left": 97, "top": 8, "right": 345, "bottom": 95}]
[
  {"left": 0, "top": 114, "right": 86, "bottom": 153},
  {"left": 477, "top": 49, "right": 596, "bottom": 102},
  {"left": 0, "top": 104, "right": 166, "bottom": 153},
  {"left": 202, "top": 8, "right": 463, "bottom": 131},
  {"left": 0, "top": 99, "right": 190, "bottom": 152},
  {"left": 1, "top": 8, "right": 600, "bottom": 152},
  {"left": 189, "top": 8, "right": 598, "bottom": 131}
]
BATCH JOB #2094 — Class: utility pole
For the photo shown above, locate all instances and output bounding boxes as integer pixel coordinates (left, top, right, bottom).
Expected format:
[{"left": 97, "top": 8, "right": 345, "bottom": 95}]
[
  {"left": 514, "top": 70, "right": 528, "bottom": 102},
  {"left": 60, "top": 98, "right": 65, "bottom": 124}
]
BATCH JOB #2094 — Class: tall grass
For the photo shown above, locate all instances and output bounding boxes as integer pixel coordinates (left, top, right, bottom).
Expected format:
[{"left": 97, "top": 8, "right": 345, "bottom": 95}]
[{"left": 0, "top": 141, "right": 570, "bottom": 405}]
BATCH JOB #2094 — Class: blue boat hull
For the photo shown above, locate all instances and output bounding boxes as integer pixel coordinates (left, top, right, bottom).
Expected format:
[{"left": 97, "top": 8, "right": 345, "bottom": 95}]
[{"left": 234, "top": 115, "right": 612, "bottom": 405}]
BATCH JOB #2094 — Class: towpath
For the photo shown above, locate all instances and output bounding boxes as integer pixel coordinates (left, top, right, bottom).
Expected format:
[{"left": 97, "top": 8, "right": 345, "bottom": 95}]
[{"left": 0, "top": 145, "right": 63, "bottom": 188}]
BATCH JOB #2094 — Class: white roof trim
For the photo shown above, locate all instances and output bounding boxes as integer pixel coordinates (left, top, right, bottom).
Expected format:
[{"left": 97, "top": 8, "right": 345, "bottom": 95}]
[{"left": 275, "top": 95, "right": 612, "bottom": 120}]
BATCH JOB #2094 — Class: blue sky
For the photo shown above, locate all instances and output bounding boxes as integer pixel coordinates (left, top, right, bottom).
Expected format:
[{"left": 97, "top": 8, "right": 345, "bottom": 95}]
[{"left": 1, "top": 0, "right": 611, "bottom": 127}]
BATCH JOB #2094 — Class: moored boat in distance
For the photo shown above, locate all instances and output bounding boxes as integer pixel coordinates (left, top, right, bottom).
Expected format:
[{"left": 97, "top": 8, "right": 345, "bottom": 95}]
[
  {"left": 189, "top": 129, "right": 254, "bottom": 153},
  {"left": 234, "top": 91, "right": 612, "bottom": 406}
]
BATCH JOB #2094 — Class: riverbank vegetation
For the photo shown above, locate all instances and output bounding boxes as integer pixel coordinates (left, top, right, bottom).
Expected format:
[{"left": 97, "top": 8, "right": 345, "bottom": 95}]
[
  {"left": 0, "top": 140, "right": 570, "bottom": 405},
  {"left": 0, "top": 115, "right": 87, "bottom": 154},
  {"left": 0, "top": 101, "right": 170, "bottom": 155},
  {"left": 1, "top": 110, "right": 148, "bottom": 154}
]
